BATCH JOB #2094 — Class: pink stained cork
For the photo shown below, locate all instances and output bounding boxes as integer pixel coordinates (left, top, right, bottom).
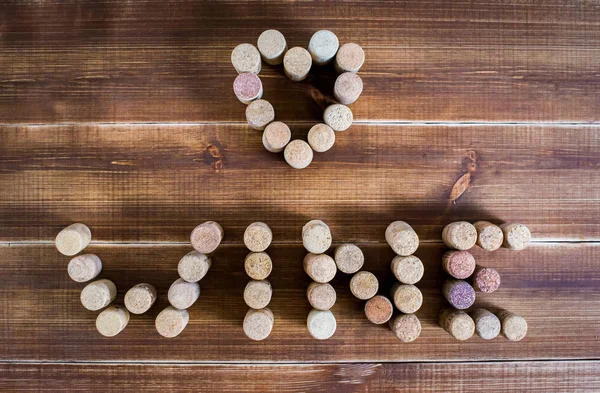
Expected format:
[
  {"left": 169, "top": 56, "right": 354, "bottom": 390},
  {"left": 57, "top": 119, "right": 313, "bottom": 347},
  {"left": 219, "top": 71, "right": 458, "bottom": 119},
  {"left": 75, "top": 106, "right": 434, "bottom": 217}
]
[
  {"left": 442, "top": 250, "right": 476, "bottom": 279},
  {"left": 472, "top": 266, "right": 501, "bottom": 293},
  {"left": 364, "top": 295, "right": 393, "bottom": 325},
  {"left": 233, "top": 73, "right": 263, "bottom": 105},
  {"left": 333, "top": 72, "right": 363, "bottom": 105},
  {"left": 442, "top": 221, "right": 477, "bottom": 250},
  {"left": 442, "top": 279, "right": 476, "bottom": 310},
  {"left": 474, "top": 221, "right": 504, "bottom": 251},
  {"left": 389, "top": 313, "right": 422, "bottom": 342},
  {"left": 335, "top": 43, "right": 365, "bottom": 73}
]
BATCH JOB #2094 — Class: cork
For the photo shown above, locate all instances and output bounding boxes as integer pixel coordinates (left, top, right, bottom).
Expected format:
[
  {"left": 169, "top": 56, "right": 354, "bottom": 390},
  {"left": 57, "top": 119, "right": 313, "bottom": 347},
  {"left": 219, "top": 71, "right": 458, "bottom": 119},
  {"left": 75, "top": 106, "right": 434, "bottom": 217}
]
[
  {"left": 308, "top": 30, "right": 339, "bottom": 66},
  {"left": 307, "top": 123, "right": 335, "bottom": 153},
  {"left": 442, "top": 279, "right": 476, "bottom": 310},
  {"left": 244, "top": 279, "right": 273, "bottom": 309},
  {"left": 178, "top": 251, "right": 211, "bottom": 283},
  {"left": 233, "top": 73, "right": 263, "bottom": 105},
  {"left": 67, "top": 253, "right": 102, "bottom": 283},
  {"left": 334, "top": 243, "right": 364, "bottom": 274},
  {"left": 390, "top": 283, "right": 423, "bottom": 314},
  {"left": 168, "top": 278, "right": 200, "bottom": 310},
  {"left": 257, "top": 29, "right": 287, "bottom": 65},
  {"left": 389, "top": 313, "right": 422, "bottom": 342},
  {"left": 303, "top": 253, "right": 337, "bottom": 283},
  {"left": 283, "top": 47, "right": 312, "bottom": 81},
  {"left": 244, "top": 222, "right": 273, "bottom": 252},
  {"left": 244, "top": 252, "right": 272, "bottom": 280},
  {"left": 442, "top": 250, "right": 476, "bottom": 279},
  {"left": 246, "top": 99, "right": 275, "bottom": 131},
  {"left": 262, "top": 121, "right": 291, "bottom": 153},
  {"left": 307, "top": 309, "right": 336, "bottom": 340},
  {"left": 439, "top": 309, "right": 475, "bottom": 340},
  {"left": 323, "top": 104, "right": 353, "bottom": 132},
  {"left": 80, "top": 279, "right": 117, "bottom": 311},
  {"left": 470, "top": 308, "right": 501, "bottom": 340},
  {"left": 307, "top": 281, "right": 336, "bottom": 311},
  {"left": 284, "top": 139, "right": 313, "bottom": 169},
  {"left": 385, "top": 221, "right": 419, "bottom": 256},
  {"left": 335, "top": 43, "right": 365, "bottom": 73},
  {"left": 190, "top": 221, "right": 223, "bottom": 254},
  {"left": 155, "top": 306, "right": 189, "bottom": 338},
  {"left": 333, "top": 72, "right": 363, "bottom": 105},
  {"left": 243, "top": 307, "right": 274, "bottom": 341},
  {"left": 390, "top": 255, "right": 424, "bottom": 285},
  {"left": 474, "top": 221, "right": 503, "bottom": 251},
  {"left": 500, "top": 223, "right": 531, "bottom": 251},
  {"left": 231, "top": 43, "right": 261, "bottom": 74},
  {"left": 55, "top": 223, "right": 91, "bottom": 256},
  {"left": 350, "top": 271, "right": 379, "bottom": 300},
  {"left": 124, "top": 283, "right": 157, "bottom": 315},
  {"left": 472, "top": 266, "right": 501, "bottom": 293},
  {"left": 442, "top": 221, "right": 477, "bottom": 250},
  {"left": 96, "top": 305, "right": 130, "bottom": 337},
  {"left": 497, "top": 311, "right": 528, "bottom": 341},
  {"left": 302, "top": 220, "right": 332, "bottom": 254},
  {"left": 364, "top": 295, "right": 393, "bottom": 324}
]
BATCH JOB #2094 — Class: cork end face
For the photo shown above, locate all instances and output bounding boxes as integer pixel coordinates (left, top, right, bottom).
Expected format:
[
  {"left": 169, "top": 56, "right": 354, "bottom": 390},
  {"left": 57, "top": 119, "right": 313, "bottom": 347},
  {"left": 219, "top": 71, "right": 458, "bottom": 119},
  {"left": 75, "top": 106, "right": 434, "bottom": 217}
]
[
  {"left": 444, "top": 280, "right": 476, "bottom": 310},
  {"left": 443, "top": 222, "right": 477, "bottom": 250},
  {"left": 450, "top": 314, "right": 476, "bottom": 341},
  {"left": 243, "top": 222, "right": 273, "bottom": 252},
  {"left": 67, "top": 254, "right": 102, "bottom": 283},
  {"left": 301, "top": 221, "right": 332, "bottom": 253},
  {"left": 335, "top": 43, "right": 365, "bottom": 73},
  {"left": 333, "top": 72, "right": 363, "bottom": 105},
  {"left": 444, "top": 250, "right": 476, "bottom": 279},
  {"left": 307, "top": 309, "right": 336, "bottom": 340},
  {"left": 386, "top": 222, "right": 419, "bottom": 256},
  {"left": 245, "top": 252, "right": 273, "bottom": 280},
  {"left": 391, "top": 255, "right": 424, "bottom": 285},
  {"left": 350, "top": 271, "right": 379, "bottom": 300},
  {"left": 231, "top": 43, "right": 261, "bottom": 74},
  {"left": 284, "top": 139, "right": 314, "bottom": 169},
  {"left": 473, "top": 312, "right": 501, "bottom": 340},
  {"left": 244, "top": 280, "right": 272, "bottom": 310},
  {"left": 307, "top": 123, "right": 336, "bottom": 153},
  {"left": 304, "top": 253, "right": 337, "bottom": 283},
  {"left": 308, "top": 30, "right": 339, "bottom": 65},
  {"left": 391, "top": 284, "right": 423, "bottom": 314},
  {"left": 389, "top": 314, "right": 421, "bottom": 342},
  {"left": 473, "top": 267, "right": 501, "bottom": 293},
  {"left": 96, "top": 306, "right": 129, "bottom": 337},
  {"left": 307, "top": 282, "right": 337, "bottom": 311},
  {"left": 334, "top": 243, "right": 365, "bottom": 274},
  {"left": 243, "top": 308, "right": 274, "bottom": 341},
  {"left": 502, "top": 314, "right": 528, "bottom": 341},
  {"left": 257, "top": 29, "right": 287, "bottom": 65},
  {"left": 178, "top": 251, "right": 211, "bottom": 283},
  {"left": 364, "top": 295, "right": 393, "bottom": 324},
  {"left": 474, "top": 221, "right": 503, "bottom": 251},
  {"left": 55, "top": 223, "right": 91, "bottom": 256},
  {"left": 155, "top": 306, "right": 189, "bottom": 338},
  {"left": 168, "top": 279, "right": 200, "bottom": 310},
  {"left": 263, "top": 121, "right": 291, "bottom": 153},
  {"left": 190, "top": 222, "right": 223, "bottom": 254},
  {"left": 502, "top": 223, "right": 531, "bottom": 251},
  {"left": 245, "top": 99, "right": 275, "bottom": 131},
  {"left": 124, "top": 284, "right": 157, "bottom": 315},
  {"left": 81, "top": 279, "right": 116, "bottom": 311},
  {"left": 283, "top": 47, "right": 312, "bottom": 81},
  {"left": 323, "top": 104, "right": 353, "bottom": 132},
  {"left": 233, "top": 73, "right": 263, "bottom": 104}
]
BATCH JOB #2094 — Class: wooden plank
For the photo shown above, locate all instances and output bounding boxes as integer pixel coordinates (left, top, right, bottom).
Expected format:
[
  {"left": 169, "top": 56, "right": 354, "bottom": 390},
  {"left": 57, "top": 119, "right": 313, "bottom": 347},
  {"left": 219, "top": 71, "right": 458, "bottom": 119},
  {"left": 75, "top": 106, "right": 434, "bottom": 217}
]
[
  {"left": 2, "top": 0, "right": 599, "bottom": 123},
  {"left": 1, "top": 242, "right": 599, "bottom": 362},
  {"left": 1, "top": 124, "right": 599, "bottom": 242}
]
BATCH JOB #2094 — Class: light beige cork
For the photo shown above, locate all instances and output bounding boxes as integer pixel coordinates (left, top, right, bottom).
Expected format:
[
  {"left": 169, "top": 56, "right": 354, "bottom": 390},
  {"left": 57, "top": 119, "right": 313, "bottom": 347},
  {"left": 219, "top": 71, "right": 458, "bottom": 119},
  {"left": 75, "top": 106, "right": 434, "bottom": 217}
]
[
  {"left": 55, "top": 223, "right": 91, "bottom": 256},
  {"left": 168, "top": 278, "right": 200, "bottom": 310},
  {"left": 442, "top": 221, "right": 477, "bottom": 250},
  {"left": 439, "top": 309, "right": 475, "bottom": 341},
  {"left": 307, "top": 281, "right": 337, "bottom": 311},
  {"left": 243, "top": 307, "right": 274, "bottom": 341},
  {"left": 262, "top": 121, "right": 291, "bottom": 153},
  {"left": 470, "top": 308, "right": 501, "bottom": 340},
  {"left": 389, "top": 313, "right": 422, "bottom": 342},
  {"left": 178, "top": 251, "right": 211, "bottom": 283},
  {"left": 246, "top": 99, "right": 275, "bottom": 131},
  {"left": 307, "top": 309, "right": 336, "bottom": 340},
  {"left": 190, "top": 221, "right": 224, "bottom": 254},
  {"left": 244, "top": 279, "right": 273, "bottom": 309},
  {"left": 155, "top": 306, "right": 189, "bottom": 338},
  {"left": 307, "top": 123, "right": 336, "bottom": 153},
  {"left": 67, "top": 254, "right": 102, "bottom": 283},
  {"left": 244, "top": 222, "right": 273, "bottom": 252},
  {"left": 500, "top": 223, "right": 531, "bottom": 251},
  {"left": 442, "top": 250, "right": 476, "bottom": 280},
  {"left": 284, "top": 139, "right": 313, "bottom": 169},
  {"left": 245, "top": 252, "right": 273, "bottom": 280},
  {"left": 303, "top": 253, "right": 337, "bottom": 283},
  {"left": 96, "top": 305, "right": 130, "bottom": 337},
  {"left": 391, "top": 255, "right": 424, "bottom": 285},
  {"left": 231, "top": 43, "right": 261, "bottom": 74},
  {"left": 390, "top": 283, "right": 423, "bottom": 314},
  {"left": 308, "top": 30, "right": 339, "bottom": 65},
  {"left": 350, "top": 271, "right": 379, "bottom": 300},
  {"left": 364, "top": 295, "right": 393, "bottom": 325},
  {"left": 385, "top": 221, "right": 419, "bottom": 256},
  {"left": 323, "top": 104, "right": 353, "bottom": 132},
  {"left": 257, "top": 29, "right": 287, "bottom": 65},
  {"left": 334, "top": 243, "right": 364, "bottom": 274},
  {"left": 335, "top": 43, "right": 365, "bottom": 73},
  {"left": 80, "top": 279, "right": 117, "bottom": 311},
  {"left": 124, "top": 283, "right": 157, "bottom": 315},
  {"left": 474, "top": 221, "right": 504, "bottom": 251},
  {"left": 283, "top": 47, "right": 312, "bottom": 81},
  {"left": 302, "top": 220, "right": 332, "bottom": 253},
  {"left": 497, "top": 311, "right": 528, "bottom": 341},
  {"left": 333, "top": 72, "right": 363, "bottom": 105}
]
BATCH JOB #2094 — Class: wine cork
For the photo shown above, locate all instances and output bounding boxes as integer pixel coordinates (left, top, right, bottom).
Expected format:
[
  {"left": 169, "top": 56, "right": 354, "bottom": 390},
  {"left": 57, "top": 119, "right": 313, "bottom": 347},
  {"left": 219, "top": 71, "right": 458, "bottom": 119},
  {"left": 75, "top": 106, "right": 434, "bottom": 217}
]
[
  {"left": 283, "top": 47, "right": 312, "bottom": 81},
  {"left": 390, "top": 283, "right": 423, "bottom": 314},
  {"left": 307, "top": 281, "right": 336, "bottom": 311},
  {"left": 500, "top": 223, "right": 531, "bottom": 251},
  {"left": 244, "top": 280, "right": 272, "bottom": 309},
  {"left": 350, "top": 271, "right": 379, "bottom": 300},
  {"left": 474, "top": 221, "right": 503, "bottom": 251},
  {"left": 497, "top": 311, "right": 528, "bottom": 341},
  {"left": 244, "top": 252, "right": 272, "bottom": 280},
  {"left": 190, "top": 221, "right": 223, "bottom": 254},
  {"left": 55, "top": 223, "right": 91, "bottom": 256},
  {"left": 390, "top": 255, "right": 424, "bottom": 285},
  {"left": 80, "top": 279, "right": 117, "bottom": 311},
  {"left": 385, "top": 221, "right": 419, "bottom": 256},
  {"left": 442, "top": 250, "right": 476, "bottom": 279},
  {"left": 334, "top": 243, "right": 364, "bottom": 274},
  {"left": 231, "top": 43, "right": 261, "bottom": 74},
  {"left": 67, "top": 254, "right": 102, "bottom": 283},
  {"left": 233, "top": 73, "right": 263, "bottom": 105},
  {"left": 303, "top": 253, "right": 337, "bottom": 283},
  {"left": 307, "top": 309, "right": 336, "bottom": 340},
  {"left": 155, "top": 306, "right": 189, "bottom": 338},
  {"left": 308, "top": 30, "right": 339, "bottom": 66},
  {"left": 442, "top": 279, "right": 476, "bottom": 310},
  {"left": 472, "top": 266, "right": 501, "bottom": 293},
  {"left": 257, "top": 29, "right": 287, "bottom": 65},
  {"left": 302, "top": 220, "right": 332, "bottom": 253},
  {"left": 96, "top": 305, "right": 130, "bottom": 337},
  {"left": 470, "top": 308, "right": 501, "bottom": 340},
  {"left": 168, "top": 278, "right": 200, "bottom": 310},
  {"left": 335, "top": 43, "right": 365, "bottom": 73},
  {"left": 243, "top": 307, "right": 274, "bottom": 341},
  {"left": 307, "top": 123, "right": 335, "bottom": 153},
  {"left": 246, "top": 99, "right": 275, "bottom": 131},
  {"left": 178, "top": 251, "right": 211, "bottom": 283},
  {"left": 439, "top": 309, "right": 475, "bottom": 340},
  {"left": 262, "top": 121, "right": 291, "bottom": 153},
  {"left": 244, "top": 222, "right": 273, "bottom": 252},
  {"left": 364, "top": 295, "right": 393, "bottom": 325},
  {"left": 323, "top": 104, "right": 353, "bottom": 132},
  {"left": 389, "top": 313, "right": 422, "bottom": 342},
  {"left": 333, "top": 72, "right": 363, "bottom": 105},
  {"left": 442, "top": 221, "right": 477, "bottom": 250},
  {"left": 124, "top": 283, "right": 157, "bottom": 315},
  {"left": 284, "top": 139, "right": 313, "bottom": 169}
]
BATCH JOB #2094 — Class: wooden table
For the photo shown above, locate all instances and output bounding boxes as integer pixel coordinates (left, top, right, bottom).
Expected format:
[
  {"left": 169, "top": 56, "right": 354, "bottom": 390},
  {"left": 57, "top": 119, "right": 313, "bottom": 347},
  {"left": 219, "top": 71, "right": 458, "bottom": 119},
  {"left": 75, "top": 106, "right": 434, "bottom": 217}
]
[{"left": 1, "top": 1, "right": 600, "bottom": 391}]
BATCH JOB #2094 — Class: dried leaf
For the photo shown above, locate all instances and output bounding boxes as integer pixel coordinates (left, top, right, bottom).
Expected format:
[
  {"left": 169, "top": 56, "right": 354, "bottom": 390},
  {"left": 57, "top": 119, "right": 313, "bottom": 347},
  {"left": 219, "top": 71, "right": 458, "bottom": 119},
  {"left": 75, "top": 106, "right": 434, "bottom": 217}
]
[{"left": 450, "top": 173, "right": 471, "bottom": 203}]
